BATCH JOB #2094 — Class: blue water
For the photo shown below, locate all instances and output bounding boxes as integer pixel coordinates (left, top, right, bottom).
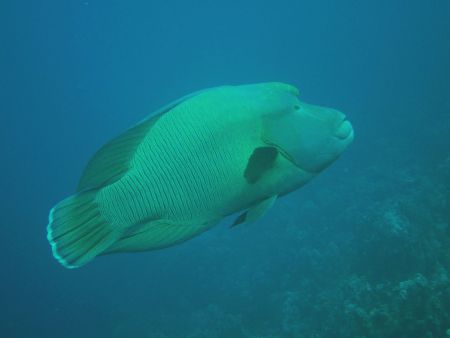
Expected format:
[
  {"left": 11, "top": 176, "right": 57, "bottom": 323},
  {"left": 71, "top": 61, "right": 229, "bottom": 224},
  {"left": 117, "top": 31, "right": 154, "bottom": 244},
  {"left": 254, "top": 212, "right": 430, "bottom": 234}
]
[{"left": 2, "top": 1, "right": 449, "bottom": 337}]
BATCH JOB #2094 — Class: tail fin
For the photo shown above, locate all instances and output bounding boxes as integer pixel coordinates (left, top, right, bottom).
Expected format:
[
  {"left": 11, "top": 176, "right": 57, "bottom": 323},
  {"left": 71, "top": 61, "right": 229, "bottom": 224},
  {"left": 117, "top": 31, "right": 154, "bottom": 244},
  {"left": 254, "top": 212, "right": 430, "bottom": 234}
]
[{"left": 47, "top": 190, "right": 122, "bottom": 268}]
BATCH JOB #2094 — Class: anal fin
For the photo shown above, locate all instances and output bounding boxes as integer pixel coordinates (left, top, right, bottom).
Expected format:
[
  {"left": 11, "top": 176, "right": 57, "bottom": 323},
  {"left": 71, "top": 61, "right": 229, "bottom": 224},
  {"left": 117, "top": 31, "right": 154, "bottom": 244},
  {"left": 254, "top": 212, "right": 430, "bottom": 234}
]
[{"left": 104, "top": 219, "right": 217, "bottom": 254}]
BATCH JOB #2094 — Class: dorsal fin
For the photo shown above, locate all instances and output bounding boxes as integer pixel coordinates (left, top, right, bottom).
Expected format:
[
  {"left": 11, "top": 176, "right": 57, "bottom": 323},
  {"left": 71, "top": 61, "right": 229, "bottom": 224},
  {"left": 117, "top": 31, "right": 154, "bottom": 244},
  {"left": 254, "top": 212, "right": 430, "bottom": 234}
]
[
  {"left": 76, "top": 115, "right": 160, "bottom": 192},
  {"left": 76, "top": 91, "right": 207, "bottom": 193}
]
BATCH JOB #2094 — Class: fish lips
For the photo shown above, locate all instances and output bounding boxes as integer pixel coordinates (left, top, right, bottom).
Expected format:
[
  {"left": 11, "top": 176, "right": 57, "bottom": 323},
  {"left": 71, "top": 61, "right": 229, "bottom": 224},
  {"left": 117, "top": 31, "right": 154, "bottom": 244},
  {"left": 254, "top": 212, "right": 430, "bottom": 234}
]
[{"left": 334, "top": 119, "right": 354, "bottom": 142}]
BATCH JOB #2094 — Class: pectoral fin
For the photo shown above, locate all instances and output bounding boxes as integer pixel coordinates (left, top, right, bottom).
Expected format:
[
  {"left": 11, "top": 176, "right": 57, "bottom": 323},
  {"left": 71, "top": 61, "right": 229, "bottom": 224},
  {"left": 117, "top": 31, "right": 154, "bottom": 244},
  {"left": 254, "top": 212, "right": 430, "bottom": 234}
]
[
  {"left": 244, "top": 146, "right": 278, "bottom": 184},
  {"left": 231, "top": 195, "right": 277, "bottom": 228}
]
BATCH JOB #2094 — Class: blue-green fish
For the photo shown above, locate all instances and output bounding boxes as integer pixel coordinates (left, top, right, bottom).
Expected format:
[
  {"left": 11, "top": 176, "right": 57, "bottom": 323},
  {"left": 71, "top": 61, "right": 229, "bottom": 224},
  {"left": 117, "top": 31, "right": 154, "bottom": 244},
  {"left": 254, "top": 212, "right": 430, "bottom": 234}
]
[{"left": 47, "top": 82, "right": 354, "bottom": 268}]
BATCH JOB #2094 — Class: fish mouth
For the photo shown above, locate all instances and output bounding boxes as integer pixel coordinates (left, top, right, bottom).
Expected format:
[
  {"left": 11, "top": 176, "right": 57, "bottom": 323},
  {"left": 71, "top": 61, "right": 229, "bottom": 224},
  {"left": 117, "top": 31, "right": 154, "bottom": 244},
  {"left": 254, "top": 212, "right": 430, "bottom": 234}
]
[{"left": 334, "top": 119, "right": 354, "bottom": 141}]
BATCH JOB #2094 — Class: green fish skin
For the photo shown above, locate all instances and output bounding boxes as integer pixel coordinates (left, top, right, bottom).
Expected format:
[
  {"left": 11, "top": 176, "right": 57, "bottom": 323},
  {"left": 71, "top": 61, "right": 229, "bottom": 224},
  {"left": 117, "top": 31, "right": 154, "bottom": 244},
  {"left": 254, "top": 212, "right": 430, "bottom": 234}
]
[{"left": 47, "top": 82, "right": 354, "bottom": 268}]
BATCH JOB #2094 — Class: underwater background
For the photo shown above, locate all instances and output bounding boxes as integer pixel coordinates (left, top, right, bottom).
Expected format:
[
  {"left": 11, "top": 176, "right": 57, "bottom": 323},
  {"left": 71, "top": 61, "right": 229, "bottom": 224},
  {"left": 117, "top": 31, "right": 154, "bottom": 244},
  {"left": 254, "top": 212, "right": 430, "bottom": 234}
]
[{"left": 1, "top": 0, "right": 450, "bottom": 337}]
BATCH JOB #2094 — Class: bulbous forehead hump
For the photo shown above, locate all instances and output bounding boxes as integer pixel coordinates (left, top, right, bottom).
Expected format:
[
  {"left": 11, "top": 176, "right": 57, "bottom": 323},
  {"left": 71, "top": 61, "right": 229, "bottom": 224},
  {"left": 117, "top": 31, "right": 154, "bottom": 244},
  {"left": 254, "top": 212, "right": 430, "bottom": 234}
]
[
  {"left": 239, "top": 82, "right": 299, "bottom": 98},
  {"left": 231, "top": 82, "right": 300, "bottom": 116}
]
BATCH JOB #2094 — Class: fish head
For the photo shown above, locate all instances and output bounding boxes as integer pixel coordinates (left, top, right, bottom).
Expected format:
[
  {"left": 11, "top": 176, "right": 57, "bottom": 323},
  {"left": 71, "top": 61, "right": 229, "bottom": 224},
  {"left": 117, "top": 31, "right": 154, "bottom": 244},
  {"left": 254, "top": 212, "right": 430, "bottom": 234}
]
[{"left": 263, "top": 93, "right": 354, "bottom": 173}]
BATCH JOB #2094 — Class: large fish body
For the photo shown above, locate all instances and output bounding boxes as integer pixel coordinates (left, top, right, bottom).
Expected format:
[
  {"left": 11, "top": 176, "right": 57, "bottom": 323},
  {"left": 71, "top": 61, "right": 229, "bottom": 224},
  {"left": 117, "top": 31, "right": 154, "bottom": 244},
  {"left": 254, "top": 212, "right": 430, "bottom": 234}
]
[{"left": 47, "top": 82, "right": 354, "bottom": 268}]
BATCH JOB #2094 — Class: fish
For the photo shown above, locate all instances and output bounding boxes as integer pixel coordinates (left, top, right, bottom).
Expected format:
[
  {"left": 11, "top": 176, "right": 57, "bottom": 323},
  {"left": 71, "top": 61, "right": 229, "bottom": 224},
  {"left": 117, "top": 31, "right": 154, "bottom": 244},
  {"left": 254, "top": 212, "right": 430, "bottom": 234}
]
[{"left": 47, "top": 82, "right": 354, "bottom": 268}]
